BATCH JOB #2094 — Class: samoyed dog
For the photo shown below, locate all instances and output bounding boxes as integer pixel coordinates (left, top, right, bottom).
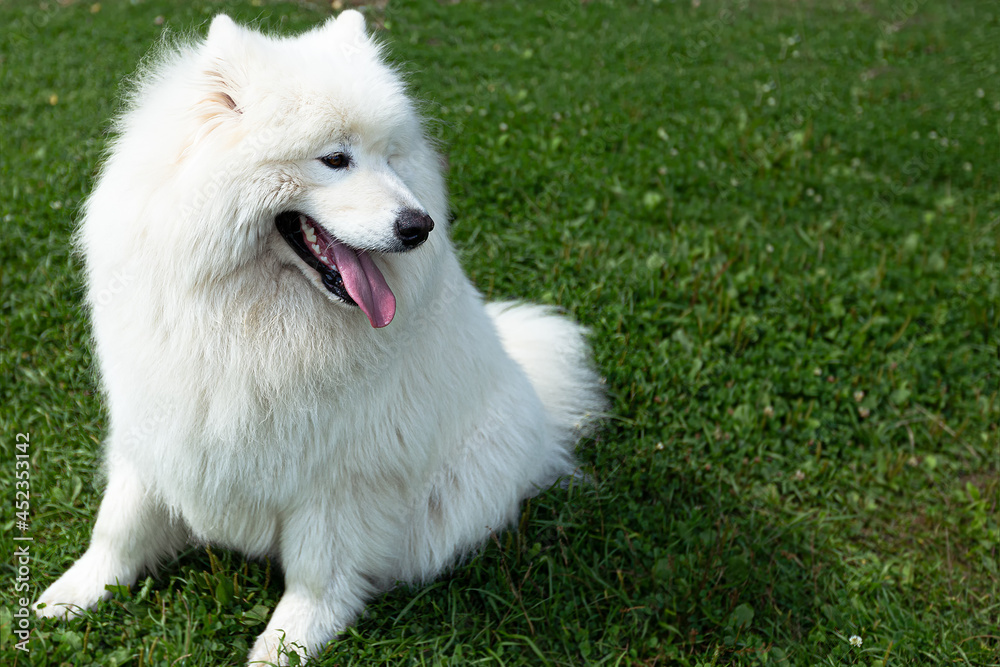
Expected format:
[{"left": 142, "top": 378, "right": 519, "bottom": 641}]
[{"left": 35, "top": 10, "right": 603, "bottom": 665}]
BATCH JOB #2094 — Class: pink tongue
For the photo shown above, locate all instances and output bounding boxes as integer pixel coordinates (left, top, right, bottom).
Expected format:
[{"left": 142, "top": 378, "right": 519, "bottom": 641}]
[{"left": 330, "top": 242, "right": 396, "bottom": 328}]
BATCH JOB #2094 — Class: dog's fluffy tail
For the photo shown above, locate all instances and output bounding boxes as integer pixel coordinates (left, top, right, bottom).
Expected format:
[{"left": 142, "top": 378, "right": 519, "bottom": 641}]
[{"left": 485, "top": 301, "right": 606, "bottom": 446}]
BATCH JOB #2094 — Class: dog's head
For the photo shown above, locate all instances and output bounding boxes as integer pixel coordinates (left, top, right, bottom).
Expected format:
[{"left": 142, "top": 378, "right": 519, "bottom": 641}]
[
  {"left": 211, "top": 12, "right": 447, "bottom": 328},
  {"left": 93, "top": 11, "right": 448, "bottom": 329}
]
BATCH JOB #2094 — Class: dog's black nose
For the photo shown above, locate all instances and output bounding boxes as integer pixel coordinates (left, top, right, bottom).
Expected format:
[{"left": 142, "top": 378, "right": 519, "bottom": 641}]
[{"left": 395, "top": 209, "right": 434, "bottom": 249}]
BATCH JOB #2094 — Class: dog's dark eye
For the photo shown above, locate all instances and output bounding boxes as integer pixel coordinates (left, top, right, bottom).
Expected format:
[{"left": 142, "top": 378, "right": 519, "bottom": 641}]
[{"left": 320, "top": 153, "right": 350, "bottom": 170}]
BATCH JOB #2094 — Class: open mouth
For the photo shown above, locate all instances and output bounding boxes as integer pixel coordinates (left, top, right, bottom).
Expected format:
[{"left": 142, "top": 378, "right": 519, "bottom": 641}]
[{"left": 275, "top": 211, "right": 396, "bottom": 328}]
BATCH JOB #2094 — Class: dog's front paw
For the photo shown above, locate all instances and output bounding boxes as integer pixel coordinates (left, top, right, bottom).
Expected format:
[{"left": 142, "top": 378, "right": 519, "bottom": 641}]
[
  {"left": 34, "top": 552, "right": 126, "bottom": 619},
  {"left": 35, "top": 575, "right": 108, "bottom": 619},
  {"left": 247, "top": 629, "right": 308, "bottom": 666}
]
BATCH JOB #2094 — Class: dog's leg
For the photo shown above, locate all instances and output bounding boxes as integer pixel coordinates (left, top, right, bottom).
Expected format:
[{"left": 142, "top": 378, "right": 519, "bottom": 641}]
[
  {"left": 34, "top": 459, "right": 186, "bottom": 619},
  {"left": 247, "top": 515, "right": 370, "bottom": 666}
]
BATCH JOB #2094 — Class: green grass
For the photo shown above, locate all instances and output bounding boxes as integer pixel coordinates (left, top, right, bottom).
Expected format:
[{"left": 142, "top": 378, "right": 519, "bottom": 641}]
[{"left": 2, "top": 0, "right": 998, "bottom": 665}]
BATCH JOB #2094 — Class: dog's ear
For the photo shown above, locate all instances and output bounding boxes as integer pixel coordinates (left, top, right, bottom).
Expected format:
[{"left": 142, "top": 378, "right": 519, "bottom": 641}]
[
  {"left": 318, "top": 9, "right": 368, "bottom": 60},
  {"left": 334, "top": 9, "right": 367, "bottom": 38},
  {"left": 201, "top": 14, "right": 248, "bottom": 116},
  {"left": 208, "top": 14, "right": 242, "bottom": 48}
]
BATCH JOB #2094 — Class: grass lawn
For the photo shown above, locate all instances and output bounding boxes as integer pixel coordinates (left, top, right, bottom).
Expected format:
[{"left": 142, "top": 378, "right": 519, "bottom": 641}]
[{"left": 2, "top": 0, "right": 998, "bottom": 665}]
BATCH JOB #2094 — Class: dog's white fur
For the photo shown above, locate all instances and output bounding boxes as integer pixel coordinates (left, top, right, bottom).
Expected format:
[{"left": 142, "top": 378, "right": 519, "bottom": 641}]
[{"left": 34, "top": 12, "right": 604, "bottom": 664}]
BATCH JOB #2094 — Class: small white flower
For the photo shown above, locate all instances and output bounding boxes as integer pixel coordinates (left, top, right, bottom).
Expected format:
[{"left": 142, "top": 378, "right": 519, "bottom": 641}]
[
  {"left": 849, "top": 635, "right": 862, "bottom": 648},
  {"left": 763, "top": 405, "right": 774, "bottom": 417},
  {"left": 853, "top": 390, "right": 865, "bottom": 402}
]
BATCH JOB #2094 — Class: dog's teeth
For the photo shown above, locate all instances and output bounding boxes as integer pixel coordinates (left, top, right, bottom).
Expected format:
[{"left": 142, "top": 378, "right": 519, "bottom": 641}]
[
  {"left": 299, "top": 216, "right": 318, "bottom": 243},
  {"left": 311, "top": 242, "right": 322, "bottom": 255}
]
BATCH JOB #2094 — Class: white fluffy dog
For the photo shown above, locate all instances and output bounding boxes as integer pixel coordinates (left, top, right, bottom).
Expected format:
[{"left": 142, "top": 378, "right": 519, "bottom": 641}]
[{"left": 35, "top": 11, "right": 603, "bottom": 664}]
